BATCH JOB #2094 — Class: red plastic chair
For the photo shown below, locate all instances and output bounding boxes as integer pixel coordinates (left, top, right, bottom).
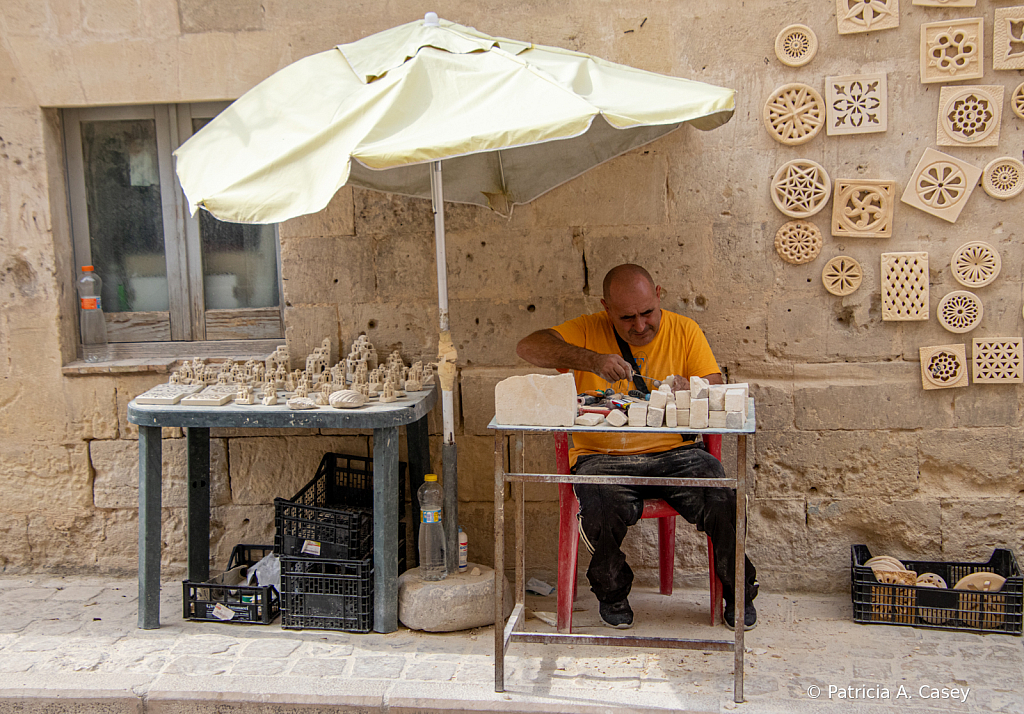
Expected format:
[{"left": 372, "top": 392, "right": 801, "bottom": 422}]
[{"left": 555, "top": 432, "right": 724, "bottom": 633}]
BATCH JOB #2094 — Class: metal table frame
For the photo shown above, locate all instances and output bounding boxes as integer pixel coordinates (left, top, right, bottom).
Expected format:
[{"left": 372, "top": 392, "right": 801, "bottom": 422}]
[
  {"left": 489, "top": 398, "right": 755, "bottom": 703},
  {"left": 127, "top": 386, "right": 437, "bottom": 633}
]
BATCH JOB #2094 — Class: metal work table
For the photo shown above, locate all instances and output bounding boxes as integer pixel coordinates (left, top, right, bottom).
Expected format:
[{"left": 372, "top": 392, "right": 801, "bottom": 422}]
[
  {"left": 489, "top": 398, "right": 755, "bottom": 703},
  {"left": 127, "top": 385, "right": 437, "bottom": 633}
]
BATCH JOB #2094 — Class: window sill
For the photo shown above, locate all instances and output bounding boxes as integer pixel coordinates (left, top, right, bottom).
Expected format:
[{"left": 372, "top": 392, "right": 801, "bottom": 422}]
[
  {"left": 63, "top": 358, "right": 180, "bottom": 376},
  {"left": 62, "top": 339, "right": 284, "bottom": 376}
]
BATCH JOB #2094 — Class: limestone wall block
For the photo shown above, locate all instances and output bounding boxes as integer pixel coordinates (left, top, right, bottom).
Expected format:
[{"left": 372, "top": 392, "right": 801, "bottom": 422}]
[
  {"left": 370, "top": 232, "right": 440, "bottom": 304},
  {"left": 952, "top": 388, "right": 1023, "bottom": 428},
  {"left": 178, "top": 0, "right": 264, "bottom": 33},
  {"left": 57, "top": 375, "right": 119, "bottom": 441},
  {"left": 461, "top": 366, "right": 559, "bottom": 436},
  {"left": 0, "top": 443, "right": 92, "bottom": 513},
  {"left": 454, "top": 434, "right": 505, "bottom": 503},
  {"left": 279, "top": 186, "right": 354, "bottom": 239},
  {"left": 0, "top": 514, "right": 31, "bottom": 570},
  {"left": 353, "top": 188, "right": 432, "bottom": 238},
  {"left": 918, "top": 428, "right": 1024, "bottom": 496},
  {"left": 4, "top": 37, "right": 81, "bottom": 105},
  {"left": 451, "top": 299, "right": 568, "bottom": 367},
  {"left": 281, "top": 235, "right": 374, "bottom": 306},
  {"left": 72, "top": 39, "right": 180, "bottom": 106},
  {"left": 210, "top": 503, "right": 277, "bottom": 568},
  {"left": 336, "top": 302, "right": 439, "bottom": 368},
  {"left": 458, "top": 501, "right": 560, "bottom": 582},
  {"left": 938, "top": 499, "right": 1024, "bottom": 563},
  {"left": 0, "top": 42, "right": 35, "bottom": 106},
  {"left": 745, "top": 498, "right": 813, "bottom": 590},
  {"left": 766, "top": 292, "right": 832, "bottom": 362},
  {"left": 284, "top": 305, "right": 340, "bottom": 369},
  {"left": 115, "top": 373, "right": 184, "bottom": 440},
  {"left": 176, "top": 29, "right": 281, "bottom": 102}
]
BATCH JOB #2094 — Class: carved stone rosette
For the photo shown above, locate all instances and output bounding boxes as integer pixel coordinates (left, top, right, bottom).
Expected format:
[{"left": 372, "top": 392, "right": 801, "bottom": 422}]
[
  {"left": 982, "top": 157, "right": 1024, "bottom": 200},
  {"left": 822, "top": 256, "right": 863, "bottom": 296},
  {"left": 1013, "top": 82, "right": 1024, "bottom": 119},
  {"left": 837, "top": 0, "right": 900, "bottom": 35},
  {"left": 920, "top": 17, "right": 984, "bottom": 84},
  {"left": 882, "top": 252, "right": 929, "bottom": 321},
  {"left": 825, "top": 73, "right": 887, "bottom": 135},
  {"left": 937, "top": 290, "right": 983, "bottom": 333},
  {"left": 763, "top": 83, "right": 825, "bottom": 145},
  {"left": 771, "top": 159, "right": 832, "bottom": 218},
  {"left": 950, "top": 241, "right": 1001, "bottom": 288},
  {"left": 900, "top": 148, "right": 982, "bottom": 223},
  {"left": 831, "top": 179, "right": 896, "bottom": 238},
  {"left": 972, "top": 337, "right": 1024, "bottom": 384},
  {"left": 993, "top": 6, "right": 1024, "bottom": 71},
  {"left": 774, "top": 221, "right": 823, "bottom": 264},
  {"left": 775, "top": 24, "right": 818, "bottom": 67},
  {"left": 920, "top": 344, "right": 969, "bottom": 390},
  {"left": 936, "top": 85, "right": 1004, "bottom": 147}
]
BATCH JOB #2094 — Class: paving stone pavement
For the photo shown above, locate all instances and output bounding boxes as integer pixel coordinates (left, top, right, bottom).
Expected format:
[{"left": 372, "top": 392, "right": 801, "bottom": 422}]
[{"left": 0, "top": 574, "right": 1020, "bottom": 713}]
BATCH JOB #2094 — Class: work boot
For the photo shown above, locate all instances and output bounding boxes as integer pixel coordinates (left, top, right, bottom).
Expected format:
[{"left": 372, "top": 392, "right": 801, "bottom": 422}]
[
  {"left": 598, "top": 598, "right": 634, "bottom": 629},
  {"left": 723, "top": 600, "right": 757, "bottom": 631}
]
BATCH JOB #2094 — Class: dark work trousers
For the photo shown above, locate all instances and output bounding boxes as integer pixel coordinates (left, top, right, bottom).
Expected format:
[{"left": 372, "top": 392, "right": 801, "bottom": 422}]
[{"left": 573, "top": 443, "right": 758, "bottom": 606}]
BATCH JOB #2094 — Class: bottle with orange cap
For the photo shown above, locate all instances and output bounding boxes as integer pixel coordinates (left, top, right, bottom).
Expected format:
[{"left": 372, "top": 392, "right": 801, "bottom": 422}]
[{"left": 76, "top": 266, "right": 108, "bottom": 362}]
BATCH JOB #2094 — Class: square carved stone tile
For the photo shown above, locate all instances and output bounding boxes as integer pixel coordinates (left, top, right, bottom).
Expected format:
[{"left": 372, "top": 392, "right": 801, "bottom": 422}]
[
  {"left": 993, "top": 5, "right": 1024, "bottom": 71},
  {"left": 825, "top": 73, "right": 887, "bottom": 135},
  {"left": 936, "top": 85, "right": 1004, "bottom": 147},
  {"left": 920, "top": 17, "right": 984, "bottom": 84},
  {"left": 837, "top": 0, "right": 900, "bottom": 35},
  {"left": 920, "top": 344, "right": 969, "bottom": 390},
  {"left": 831, "top": 179, "right": 896, "bottom": 238},
  {"left": 900, "top": 148, "right": 982, "bottom": 223},
  {"left": 913, "top": 0, "right": 975, "bottom": 6},
  {"left": 882, "top": 252, "right": 929, "bottom": 321},
  {"left": 972, "top": 338, "right": 1024, "bottom": 383}
]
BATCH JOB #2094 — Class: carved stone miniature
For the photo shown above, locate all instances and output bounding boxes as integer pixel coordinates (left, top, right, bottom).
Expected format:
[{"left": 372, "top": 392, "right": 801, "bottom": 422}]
[{"left": 329, "top": 389, "right": 368, "bottom": 409}]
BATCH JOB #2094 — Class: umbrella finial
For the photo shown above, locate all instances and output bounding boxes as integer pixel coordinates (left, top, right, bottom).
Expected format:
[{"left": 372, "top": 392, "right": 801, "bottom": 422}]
[{"left": 424, "top": 11, "right": 439, "bottom": 26}]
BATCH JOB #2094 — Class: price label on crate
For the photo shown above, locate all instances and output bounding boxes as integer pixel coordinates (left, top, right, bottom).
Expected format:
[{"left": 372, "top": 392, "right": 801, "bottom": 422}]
[
  {"left": 301, "top": 540, "right": 321, "bottom": 556},
  {"left": 211, "top": 603, "right": 237, "bottom": 621}
]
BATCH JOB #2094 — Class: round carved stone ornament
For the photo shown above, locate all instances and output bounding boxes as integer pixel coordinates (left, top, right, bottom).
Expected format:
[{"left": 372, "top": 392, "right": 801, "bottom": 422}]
[
  {"left": 981, "top": 157, "right": 1024, "bottom": 201},
  {"left": 771, "top": 158, "right": 831, "bottom": 218},
  {"left": 950, "top": 241, "right": 1001, "bottom": 288},
  {"left": 775, "top": 24, "right": 818, "bottom": 67},
  {"left": 1012, "top": 82, "right": 1024, "bottom": 120},
  {"left": 821, "top": 255, "right": 863, "bottom": 296},
  {"left": 774, "top": 221, "right": 823, "bottom": 264},
  {"left": 937, "top": 290, "right": 983, "bottom": 334},
  {"left": 763, "top": 83, "right": 825, "bottom": 145},
  {"left": 924, "top": 349, "right": 964, "bottom": 388}
]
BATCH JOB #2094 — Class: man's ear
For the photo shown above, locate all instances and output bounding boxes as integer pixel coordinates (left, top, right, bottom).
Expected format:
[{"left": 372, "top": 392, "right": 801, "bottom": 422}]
[
  {"left": 655, "top": 286, "right": 662, "bottom": 299},
  {"left": 600, "top": 299, "right": 608, "bottom": 311}
]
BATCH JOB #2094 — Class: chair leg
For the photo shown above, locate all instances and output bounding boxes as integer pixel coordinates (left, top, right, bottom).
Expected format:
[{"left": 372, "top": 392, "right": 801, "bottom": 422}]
[
  {"left": 657, "top": 516, "right": 675, "bottom": 596},
  {"left": 708, "top": 536, "right": 722, "bottom": 626}
]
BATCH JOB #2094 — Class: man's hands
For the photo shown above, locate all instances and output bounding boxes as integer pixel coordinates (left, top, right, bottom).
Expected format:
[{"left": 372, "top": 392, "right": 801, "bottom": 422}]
[
  {"left": 517, "top": 329, "right": 632, "bottom": 383},
  {"left": 590, "top": 353, "right": 634, "bottom": 383}
]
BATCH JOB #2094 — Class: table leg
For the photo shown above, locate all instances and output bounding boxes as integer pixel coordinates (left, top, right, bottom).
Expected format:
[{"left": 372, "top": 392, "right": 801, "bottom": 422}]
[
  {"left": 493, "top": 430, "right": 505, "bottom": 692},
  {"left": 373, "top": 426, "right": 400, "bottom": 633},
  {"left": 406, "top": 415, "right": 431, "bottom": 568},
  {"left": 138, "top": 425, "right": 162, "bottom": 629},
  {"left": 186, "top": 427, "right": 210, "bottom": 583},
  {"left": 734, "top": 434, "right": 747, "bottom": 703}
]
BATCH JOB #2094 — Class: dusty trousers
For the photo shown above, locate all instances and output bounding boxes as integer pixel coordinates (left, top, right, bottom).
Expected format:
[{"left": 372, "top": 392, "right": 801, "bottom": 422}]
[{"left": 572, "top": 443, "right": 758, "bottom": 606}]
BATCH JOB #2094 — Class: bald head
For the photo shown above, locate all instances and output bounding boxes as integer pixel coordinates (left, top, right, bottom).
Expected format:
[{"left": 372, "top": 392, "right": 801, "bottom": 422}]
[
  {"left": 602, "top": 264, "right": 655, "bottom": 302},
  {"left": 601, "top": 264, "right": 662, "bottom": 347}
]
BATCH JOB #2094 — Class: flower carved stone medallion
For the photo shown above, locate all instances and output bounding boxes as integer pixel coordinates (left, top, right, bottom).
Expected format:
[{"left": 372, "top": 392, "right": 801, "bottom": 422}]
[
  {"left": 951, "top": 241, "right": 1001, "bottom": 288},
  {"left": 771, "top": 159, "right": 831, "bottom": 218},
  {"left": 831, "top": 179, "right": 895, "bottom": 238},
  {"left": 900, "top": 148, "right": 982, "bottom": 223},
  {"left": 920, "top": 344, "right": 969, "bottom": 390},
  {"left": 825, "top": 73, "right": 887, "bottom": 135},
  {"left": 972, "top": 337, "right": 1024, "bottom": 384},
  {"left": 1013, "top": 82, "right": 1024, "bottom": 119},
  {"left": 993, "top": 6, "right": 1024, "bottom": 71},
  {"left": 775, "top": 24, "right": 818, "bottom": 67},
  {"left": 763, "top": 83, "right": 825, "bottom": 145},
  {"left": 936, "top": 85, "right": 1004, "bottom": 147},
  {"left": 837, "top": 0, "right": 900, "bottom": 35},
  {"left": 881, "top": 252, "right": 929, "bottom": 321},
  {"left": 920, "top": 17, "right": 984, "bottom": 84},
  {"left": 774, "top": 221, "right": 823, "bottom": 264},
  {"left": 938, "top": 290, "right": 983, "bottom": 333},
  {"left": 982, "top": 157, "right": 1024, "bottom": 200},
  {"left": 822, "top": 256, "right": 863, "bottom": 296}
]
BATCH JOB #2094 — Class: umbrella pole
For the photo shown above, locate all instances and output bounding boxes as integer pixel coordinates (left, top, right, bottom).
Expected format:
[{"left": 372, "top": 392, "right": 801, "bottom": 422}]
[{"left": 431, "top": 160, "right": 459, "bottom": 575}]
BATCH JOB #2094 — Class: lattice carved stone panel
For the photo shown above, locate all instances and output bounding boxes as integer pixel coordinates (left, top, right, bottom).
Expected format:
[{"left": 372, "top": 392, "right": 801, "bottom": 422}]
[
  {"left": 831, "top": 179, "right": 896, "bottom": 238},
  {"left": 775, "top": 221, "right": 823, "bottom": 264},
  {"left": 920, "top": 17, "right": 984, "bottom": 84},
  {"left": 972, "top": 338, "right": 1024, "bottom": 384},
  {"left": 1013, "top": 82, "right": 1024, "bottom": 119},
  {"left": 882, "top": 252, "right": 929, "bottom": 321},
  {"left": 938, "top": 290, "right": 983, "bottom": 333},
  {"left": 951, "top": 241, "right": 1001, "bottom": 288},
  {"left": 775, "top": 24, "right": 818, "bottom": 67},
  {"left": 913, "top": 0, "right": 976, "bottom": 6},
  {"left": 763, "top": 84, "right": 825, "bottom": 145},
  {"left": 822, "top": 256, "right": 863, "bottom": 296},
  {"left": 771, "top": 159, "right": 831, "bottom": 218},
  {"left": 993, "top": 6, "right": 1024, "bottom": 71},
  {"left": 826, "top": 73, "right": 887, "bottom": 135},
  {"left": 920, "top": 344, "right": 969, "bottom": 390},
  {"left": 936, "top": 85, "right": 1004, "bottom": 147},
  {"left": 837, "top": 0, "right": 900, "bottom": 35},
  {"left": 900, "top": 148, "right": 982, "bottom": 223},
  {"left": 982, "top": 157, "right": 1024, "bottom": 200}
]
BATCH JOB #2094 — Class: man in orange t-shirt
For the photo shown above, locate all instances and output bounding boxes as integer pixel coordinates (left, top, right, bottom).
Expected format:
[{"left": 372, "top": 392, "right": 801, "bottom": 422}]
[{"left": 517, "top": 264, "right": 758, "bottom": 630}]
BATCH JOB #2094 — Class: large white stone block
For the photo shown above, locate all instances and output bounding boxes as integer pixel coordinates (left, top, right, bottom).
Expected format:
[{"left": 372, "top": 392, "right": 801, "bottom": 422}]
[{"left": 494, "top": 373, "right": 577, "bottom": 427}]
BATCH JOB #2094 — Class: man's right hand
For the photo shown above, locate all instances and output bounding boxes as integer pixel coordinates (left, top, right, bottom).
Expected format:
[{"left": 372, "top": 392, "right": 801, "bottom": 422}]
[
  {"left": 517, "top": 329, "right": 633, "bottom": 384},
  {"left": 590, "top": 353, "right": 634, "bottom": 384}
]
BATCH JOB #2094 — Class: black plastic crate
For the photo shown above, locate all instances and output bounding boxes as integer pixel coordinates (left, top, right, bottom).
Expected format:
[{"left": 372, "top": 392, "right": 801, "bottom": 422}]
[
  {"left": 851, "top": 545, "right": 1023, "bottom": 635},
  {"left": 280, "top": 554, "right": 373, "bottom": 632},
  {"left": 183, "top": 544, "right": 280, "bottom": 624}
]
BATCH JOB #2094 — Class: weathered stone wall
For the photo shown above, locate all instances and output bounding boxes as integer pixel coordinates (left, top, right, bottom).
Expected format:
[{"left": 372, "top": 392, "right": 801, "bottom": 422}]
[{"left": 0, "top": 1, "right": 1021, "bottom": 593}]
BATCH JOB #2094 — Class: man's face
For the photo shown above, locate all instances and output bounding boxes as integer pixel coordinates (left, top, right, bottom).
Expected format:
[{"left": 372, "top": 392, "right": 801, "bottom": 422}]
[{"left": 602, "top": 281, "right": 662, "bottom": 347}]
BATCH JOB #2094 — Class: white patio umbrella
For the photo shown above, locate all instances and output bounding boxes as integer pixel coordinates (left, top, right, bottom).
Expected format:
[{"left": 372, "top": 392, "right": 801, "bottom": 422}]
[{"left": 174, "top": 12, "right": 736, "bottom": 566}]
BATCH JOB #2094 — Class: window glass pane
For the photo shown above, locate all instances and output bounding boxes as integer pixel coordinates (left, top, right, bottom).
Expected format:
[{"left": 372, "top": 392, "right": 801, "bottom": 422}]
[{"left": 81, "top": 119, "right": 169, "bottom": 313}]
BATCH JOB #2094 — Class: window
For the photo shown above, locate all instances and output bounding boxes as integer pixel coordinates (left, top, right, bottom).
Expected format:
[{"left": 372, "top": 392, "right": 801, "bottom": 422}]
[{"left": 64, "top": 104, "right": 283, "bottom": 351}]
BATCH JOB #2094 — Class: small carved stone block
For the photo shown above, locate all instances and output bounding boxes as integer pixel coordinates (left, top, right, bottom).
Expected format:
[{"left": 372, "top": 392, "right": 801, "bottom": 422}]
[
  {"left": 763, "top": 84, "right": 825, "bottom": 145},
  {"left": 725, "top": 411, "right": 745, "bottom": 429},
  {"left": 708, "top": 412, "right": 729, "bottom": 429},
  {"left": 822, "top": 256, "right": 863, "bottom": 296},
  {"left": 825, "top": 73, "right": 887, "bottom": 135},
  {"left": 920, "top": 17, "right": 984, "bottom": 84},
  {"left": 775, "top": 221, "right": 823, "bottom": 264},
  {"left": 665, "top": 402, "right": 678, "bottom": 428},
  {"left": 775, "top": 24, "right": 818, "bottom": 67},
  {"left": 724, "top": 387, "right": 748, "bottom": 413},
  {"left": 135, "top": 384, "right": 203, "bottom": 405},
  {"left": 982, "top": 157, "right": 1024, "bottom": 200},
  {"left": 678, "top": 409, "right": 690, "bottom": 425},
  {"left": 675, "top": 390, "right": 690, "bottom": 409},
  {"left": 900, "top": 148, "right": 982, "bottom": 223},
  {"left": 882, "top": 252, "right": 929, "bottom": 321},
  {"left": 972, "top": 338, "right": 1024, "bottom": 383},
  {"left": 920, "top": 344, "right": 970, "bottom": 390},
  {"left": 287, "top": 397, "right": 319, "bottom": 410},
  {"left": 628, "top": 403, "right": 648, "bottom": 427},
  {"left": 688, "top": 399, "right": 709, "bottom": 429},
  {"left": 993, "top": 6, "right": 1024, "bottom": 71},
  {"left": 605, "top": 409, "right": 628, "bottom": 427},
  {"left": 831, "top": 179, "right": 895, "bottom": 238},
  {"left": 649, "top": 390, "right": 668, "bottom": 410},
  {"left": 689, "top": 376, "right": 710, "bottom": 400},
  {"left": 262, "top": 390, "right": 278, "bottom": 406},
  {"left": 1013, "top": 82, "right": 1024, "bottom": 119},
  {"left": 951, "top": 241, "right": 1001, "bottom": 288},
  {"left": 236, "top": 384, "right": 255, "bottom": 405},
  {"left": 837, "top": 0, "right": 900, "bottom": 34},
  {"left": 181, "top": 384, "right": 240, "bottom": 406},
  {"left": 646, "top": 406, "right": 665, "bottom": 428},
  {"left": 709, "top": 385, "right": 729, "bottom": 411},
  {"left": 938, "top": 291, "right": 983, "bottom": 333},
  {"left": 574, "top": 413, "right": 604, "bottom": 427},
  {"left": 936, "top": 85, "right": 1004, "bottom": 147},
  {"left": 771, "top": 159, "right": 831, "bottom": 218}
]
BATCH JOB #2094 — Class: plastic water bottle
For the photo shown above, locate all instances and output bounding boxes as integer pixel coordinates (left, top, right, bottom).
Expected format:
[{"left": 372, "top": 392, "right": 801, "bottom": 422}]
[
  {"left": 76, "top": 266, "right": 108, "bottom": 362},
  {"left": 417, "top": 474, "right": 446, "bottom": 580},
  {"left": 458, "top": 526, "right": 468, "bottom": 572}
]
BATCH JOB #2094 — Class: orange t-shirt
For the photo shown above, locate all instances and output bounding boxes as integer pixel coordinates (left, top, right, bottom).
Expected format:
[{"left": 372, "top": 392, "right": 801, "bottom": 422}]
[{"left": 552, "top": 309, "right": 720, "bottom": 466}]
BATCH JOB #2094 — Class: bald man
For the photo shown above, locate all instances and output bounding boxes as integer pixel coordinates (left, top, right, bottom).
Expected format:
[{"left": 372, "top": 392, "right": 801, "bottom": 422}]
[{"left": 517, "top": 264, "right": 758, "bottom": 630}]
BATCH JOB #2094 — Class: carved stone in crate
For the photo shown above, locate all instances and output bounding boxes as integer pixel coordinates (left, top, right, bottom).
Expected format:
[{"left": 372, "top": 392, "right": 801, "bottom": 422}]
[
  {"left": 982, "top": 157, "right": 1024, "bottom": 200},
  {"left": 775, "top": 24, "right": 818, "bottom": 67},
  {"left": 763, "top": 83, "right": 825, "bottom": 145},
  {"left": 972, "top": 337, "right": 1024, "bottom": 383},
  {"left": 913, "top": 0, "right": 976, "bottom": 6},
  {"left": 836, "top": 0, "right": 900, "bottom": 35},
  {"left": 1013, "top": 82, "right": 1024, "bottom": 119},
  {"left": 771, "top": 159, "right": 831, "bottom": 218},
  {"left": 900, "top": 148, "right": 982, "bottom": 223},
  {"left": 831, "top": 179, "right": 895, "bottom": 238},
  {"left": 937, "top": 290, "right": 983, "bottom": 333},
  {"left": 774, "top": 221, "right": 823, "bottom": 264},
  {"left": 822, "top": 256, "right": 863, "bottom": 296},
  {"left": 881, "top": 252, "right": 929, "bottom": 321},
  {"left": 936, "top": 85, "right": 1004, "bottom": 147},
  {"left": 951, "top": 241, "right": 1001, "bottom": 288},
  {"left": 825, "top": 73, "right": 887, "bottom": 135},
  {"left": 920, "top": 344, "right": 970, "bottom": 390},
  {"left": 993, "top": 6, "right": 1024, "bottom": 71},
  {"left": 920, "top": 17, "right": 984, "bottom": 84}
]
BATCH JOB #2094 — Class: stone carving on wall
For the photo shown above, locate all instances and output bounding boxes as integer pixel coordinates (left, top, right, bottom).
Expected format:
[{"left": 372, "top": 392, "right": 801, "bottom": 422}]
[
  {"left": 982, "top": 157, "right": 1024, "bottom": 200},
  {"left": 882, "top": 252, "right": 929, "bottom": 321},
  {"left": 831, "top": 179, "right": 896, "bottom": 238},
  {"left": 1013, "top": 82, "right": 1024, "bottom": 119},
  {"left": 993, "top": 6, "right": 1024, "bottom": 70},
  {"left": 822, "top": 256, "right": 863, "bottom": 296},
  {"left": 936, "top": 85, "right": 1004, "bottom": 147},
  {"left": 920, "top": 344, "right": 970, "bottom": 390},
  {"left": 775, "top": 24, "right": 818, "bottom": 67},
  {"left": 937, "top": 290, "right": 983, "bottom": 333},
  {"left": 920, "top": 17, "right": 984, "bottom": 83},
  {"left": 900, "top": 148, "right": 982, "bottom": 223},
  {"left": 972, "top": 338, "right": 1024, "bottom": 383},
  {"left": 825, "top": 73, "right": 887, "bottom": 135},
  {"left": 837, "top": 0, "right": 900, "bottom": 35},
  {"left": 763, "top": 84, "right": 825, "bottom": 145},
  {"left": 771, "top": 159, "right": 832, "bottom": 218},
  {"left": 913, "top": 0, "right": 976, "bottom": 6},
  {"left": 774, "top": 221, "right": 823, "bottom": 264},
  {"left": 951, "top": 241, "right": 1001, "bottom": 288}
]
